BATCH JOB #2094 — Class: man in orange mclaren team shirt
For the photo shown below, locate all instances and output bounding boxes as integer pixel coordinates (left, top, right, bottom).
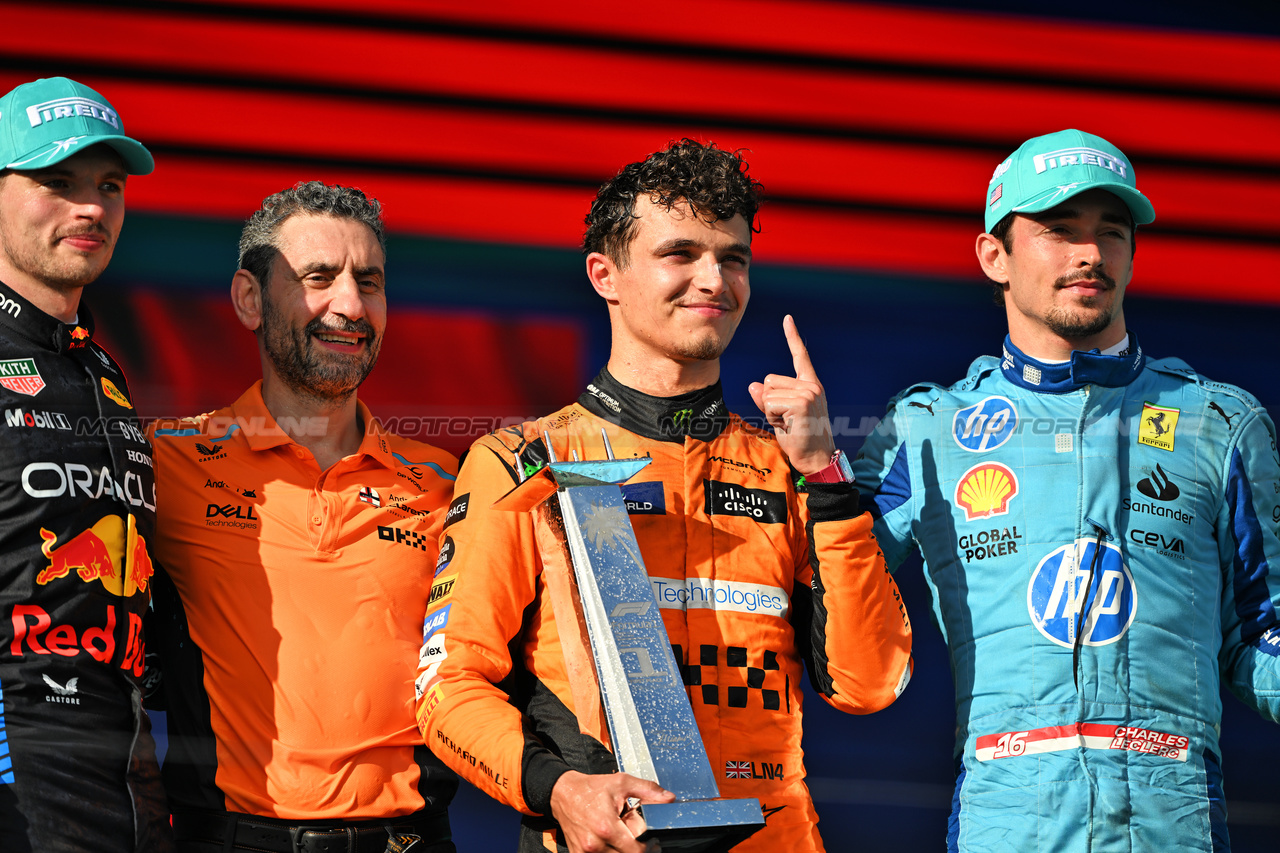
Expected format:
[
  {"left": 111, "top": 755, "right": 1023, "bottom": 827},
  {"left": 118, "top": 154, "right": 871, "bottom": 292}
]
[{"left": 147, "top": 182, "right": 459, "bottom": 853}]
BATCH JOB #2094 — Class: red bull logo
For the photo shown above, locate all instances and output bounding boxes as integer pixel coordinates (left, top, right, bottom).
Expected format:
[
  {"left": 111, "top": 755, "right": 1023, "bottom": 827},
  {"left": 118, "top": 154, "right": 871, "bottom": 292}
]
[
  {"left": 69, "top": 326, "right": 90, "bottom": 348},
  {"left": 37, "top": 517, "right": 123, "bottom": 589},
  {"left": 36, "top": 514, "right": 152, "bottom": 596},
  {"left": 127, "top": 523, "right": 154, "bottom": 595},
  {"left": 11, "top": 604, "right": 145, "bottom": 676}
]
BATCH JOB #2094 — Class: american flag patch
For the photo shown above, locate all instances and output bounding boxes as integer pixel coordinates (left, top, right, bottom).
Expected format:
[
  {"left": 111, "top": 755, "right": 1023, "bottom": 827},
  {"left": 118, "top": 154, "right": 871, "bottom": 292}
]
[
  {"left": 990, "top": 183, "right": 1003, "bottom": 206},
  {"left": 725, "top": 761, "right": 752, "bottom": 779},
  {"left": 358, "top": 486, "right": 382, "bottom": 507}
]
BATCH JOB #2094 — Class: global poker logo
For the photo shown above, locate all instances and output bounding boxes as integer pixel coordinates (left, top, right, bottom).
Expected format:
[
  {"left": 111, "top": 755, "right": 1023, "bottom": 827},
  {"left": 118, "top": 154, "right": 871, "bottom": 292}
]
[
  {"left": 1028, "top": 538, "right": 1137, "bottom": 648},
  {"left": 953, "top": 396, "right": 1018, "bottom": 453}
]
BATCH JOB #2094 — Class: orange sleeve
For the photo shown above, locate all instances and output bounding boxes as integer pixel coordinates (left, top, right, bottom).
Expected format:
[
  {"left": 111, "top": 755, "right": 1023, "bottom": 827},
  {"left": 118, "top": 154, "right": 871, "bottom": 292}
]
[
  {"left": 796, "top": 482, "right": 913, "bottom": 714},
  {"left": 415, "top": 430, "right": 562, "bottom": 815}
]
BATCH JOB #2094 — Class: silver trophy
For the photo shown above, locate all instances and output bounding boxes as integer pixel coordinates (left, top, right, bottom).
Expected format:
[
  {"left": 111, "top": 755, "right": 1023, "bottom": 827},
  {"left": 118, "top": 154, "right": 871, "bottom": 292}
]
[{"left": 493, "top": 429, "right": 764, "bottom": 853}]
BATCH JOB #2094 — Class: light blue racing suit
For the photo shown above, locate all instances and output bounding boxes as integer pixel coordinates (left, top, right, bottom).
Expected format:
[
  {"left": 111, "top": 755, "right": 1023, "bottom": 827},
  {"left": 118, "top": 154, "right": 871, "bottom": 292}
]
[{"left": 853, "top": 334, "right": 1280, "bottom": 852}]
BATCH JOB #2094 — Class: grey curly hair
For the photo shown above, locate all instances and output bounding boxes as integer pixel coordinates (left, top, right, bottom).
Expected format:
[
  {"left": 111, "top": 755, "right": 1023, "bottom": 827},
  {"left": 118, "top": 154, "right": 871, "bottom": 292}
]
[{"left": 237, "top": 181, "right": 385, "bottom": 286}]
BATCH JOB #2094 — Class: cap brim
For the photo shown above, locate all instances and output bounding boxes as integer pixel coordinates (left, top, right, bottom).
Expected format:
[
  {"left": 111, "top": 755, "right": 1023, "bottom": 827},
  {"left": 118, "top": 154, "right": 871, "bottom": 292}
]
[
  {"left": 5, "top": 135, "right": 154, "bottom": 175},
  {"left": 1014, "top": 180, "right": 1155, "bottom": 226},
  {"left": 97, "top": 137, "right": 154, "bottom": 175}
]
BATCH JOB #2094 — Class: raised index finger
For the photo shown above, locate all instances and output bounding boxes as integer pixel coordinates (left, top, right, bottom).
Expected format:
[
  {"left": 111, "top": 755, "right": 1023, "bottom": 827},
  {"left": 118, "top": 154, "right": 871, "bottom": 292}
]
[{"left": 784, "top": 314, "right": 818, "bottom": 382}]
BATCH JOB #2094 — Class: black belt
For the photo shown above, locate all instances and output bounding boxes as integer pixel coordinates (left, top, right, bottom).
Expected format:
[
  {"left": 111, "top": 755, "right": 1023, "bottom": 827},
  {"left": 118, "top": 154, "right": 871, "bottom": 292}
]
[{"left": 172, "top": 808, "right": 451, "bottom": 853}]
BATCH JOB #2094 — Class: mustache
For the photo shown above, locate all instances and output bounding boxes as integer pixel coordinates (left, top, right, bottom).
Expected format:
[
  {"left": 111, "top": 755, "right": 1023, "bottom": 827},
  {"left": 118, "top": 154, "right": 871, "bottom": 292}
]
[
  {"left": 1055, "top": 268, "right": 1116, "bottom": 290},
  {"left": 57, "top": 224, "right": 111, "bottom": 242},
  {"left": 306, "top": 317, "right": 377, "bottom": 339}
]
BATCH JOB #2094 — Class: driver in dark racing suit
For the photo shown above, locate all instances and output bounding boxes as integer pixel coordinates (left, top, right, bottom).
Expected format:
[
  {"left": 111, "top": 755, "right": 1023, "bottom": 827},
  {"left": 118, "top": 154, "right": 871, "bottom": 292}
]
[{"left": 0, "top": 76, "right": 172, "bottom": 852}]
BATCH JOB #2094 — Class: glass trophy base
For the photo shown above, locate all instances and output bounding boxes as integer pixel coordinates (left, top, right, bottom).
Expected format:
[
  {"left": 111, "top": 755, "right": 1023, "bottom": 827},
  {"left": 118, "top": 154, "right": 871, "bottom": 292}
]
[{"left": 636, "top": 798, "right": 765, "bottom": 852}]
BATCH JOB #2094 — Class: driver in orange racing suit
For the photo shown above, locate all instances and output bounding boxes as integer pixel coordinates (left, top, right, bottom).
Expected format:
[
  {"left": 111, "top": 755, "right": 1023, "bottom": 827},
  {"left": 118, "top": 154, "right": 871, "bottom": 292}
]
[{"left": 416, "top": 140, "right": 913, "bottom": 853}]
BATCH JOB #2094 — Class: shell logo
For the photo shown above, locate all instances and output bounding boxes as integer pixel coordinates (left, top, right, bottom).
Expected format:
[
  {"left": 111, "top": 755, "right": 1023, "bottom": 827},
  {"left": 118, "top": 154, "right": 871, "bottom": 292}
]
[{"left": 955, "top": 462, "right": 1019, "bottom": 521}]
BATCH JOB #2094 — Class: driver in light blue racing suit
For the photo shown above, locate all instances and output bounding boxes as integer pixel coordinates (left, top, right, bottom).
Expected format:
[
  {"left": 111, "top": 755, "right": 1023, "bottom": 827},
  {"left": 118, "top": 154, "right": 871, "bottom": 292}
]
[{"left": 853, "top": 129, "right": 1280, "bottom": 852}]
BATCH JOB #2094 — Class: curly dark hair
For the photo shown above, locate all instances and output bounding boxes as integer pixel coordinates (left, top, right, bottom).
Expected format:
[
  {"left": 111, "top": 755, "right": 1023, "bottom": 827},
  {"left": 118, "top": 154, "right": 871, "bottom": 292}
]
[
  {"left": 238, "top": 181, "right": 385, "bottom": 287},
  {"left": 582, "top": 139, "right": 762, "bottom": 268}
]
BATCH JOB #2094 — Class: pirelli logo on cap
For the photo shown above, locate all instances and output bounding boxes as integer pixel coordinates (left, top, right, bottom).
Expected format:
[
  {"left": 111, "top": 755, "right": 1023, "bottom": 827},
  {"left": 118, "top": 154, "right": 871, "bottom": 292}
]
[
  {"left": 1032, "top": 147, "right": 1128, "bottom": 177},
  {"left": 1138, "top": 402, "right": 1179, "bottom": 452},
  {"left": 26, "top": 97, "right": 119, "bottom": 129}
]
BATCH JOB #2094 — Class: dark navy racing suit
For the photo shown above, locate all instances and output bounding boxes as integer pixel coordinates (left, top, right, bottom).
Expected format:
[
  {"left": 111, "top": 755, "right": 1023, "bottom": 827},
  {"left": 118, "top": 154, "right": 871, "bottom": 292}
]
[{"left": 0, "top": 279, "right": 172, "bottom": 852}]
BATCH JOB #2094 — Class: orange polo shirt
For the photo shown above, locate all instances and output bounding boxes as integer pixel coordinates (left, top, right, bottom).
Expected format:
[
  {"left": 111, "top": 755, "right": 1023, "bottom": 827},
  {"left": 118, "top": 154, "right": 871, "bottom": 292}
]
[{"left": 149, "top": 382, "right": 458, "bottom": 819}]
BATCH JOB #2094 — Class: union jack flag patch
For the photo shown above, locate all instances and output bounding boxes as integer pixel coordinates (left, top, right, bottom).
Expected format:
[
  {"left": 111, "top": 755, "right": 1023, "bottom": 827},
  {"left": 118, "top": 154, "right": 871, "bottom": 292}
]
[
  {"left": 725, "top": 761, "right": 752, "bottom": 779},
  {"left": 358, "top": 486, "right": 382, "bottom": 507}
]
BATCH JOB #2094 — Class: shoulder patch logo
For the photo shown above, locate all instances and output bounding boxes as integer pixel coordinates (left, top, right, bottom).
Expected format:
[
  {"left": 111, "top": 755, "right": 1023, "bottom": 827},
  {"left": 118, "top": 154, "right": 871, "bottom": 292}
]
[
  {"left": 1208, "top": 401, "right": 1240, "bottom": 431},
  {"left": 0, "top": 358, "right": 45, "bottom": 396},
  {"left": 953, "top": 396, "right": 1018, "bottom": 453},
  {"left": 429, "top": 574, "right": 456, "bottom": 607},
  {"left": 443, "top": 493, "right": 469, "bottom": 528},
  {"left": 100, "top": 377, "right": 132, "bottom": 409},
  {"left": 955, "top": 462, "right": 1019, "bottom": 521},
  {"left": 1138, "top": 402, "right": 1179, "bottom": 452}
]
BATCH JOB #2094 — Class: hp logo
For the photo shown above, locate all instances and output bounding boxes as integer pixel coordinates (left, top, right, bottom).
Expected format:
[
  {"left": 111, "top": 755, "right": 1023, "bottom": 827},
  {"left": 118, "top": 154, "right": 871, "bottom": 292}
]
[
  {"left": 1027, "top": 538, "right": 1137, "bottom": 648},
  {"left": 952, "top": 396, "right": 1018, "bottom": 453}
]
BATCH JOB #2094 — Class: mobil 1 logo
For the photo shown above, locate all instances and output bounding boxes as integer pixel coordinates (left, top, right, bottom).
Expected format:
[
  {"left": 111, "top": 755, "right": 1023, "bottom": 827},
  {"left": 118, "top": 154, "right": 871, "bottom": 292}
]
[
  {"left": 1027, "top": 538, "right": 1137, "bottom": 648},
  {"left": 953, "top": 396, "right": 1018, "bottom": 453}
]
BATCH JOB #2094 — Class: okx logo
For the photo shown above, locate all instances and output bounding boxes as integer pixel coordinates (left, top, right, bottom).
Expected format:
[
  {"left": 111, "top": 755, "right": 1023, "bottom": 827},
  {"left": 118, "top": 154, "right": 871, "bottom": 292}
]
[{"left": 1027, "top": 538, "right": 1136, "bottom": 648}]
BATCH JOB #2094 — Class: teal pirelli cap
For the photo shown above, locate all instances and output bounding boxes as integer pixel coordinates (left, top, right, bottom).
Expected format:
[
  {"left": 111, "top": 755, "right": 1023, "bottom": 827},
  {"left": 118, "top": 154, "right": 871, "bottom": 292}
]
[
  {"left": 984, "top": 128, "right": 1154, "bottom": 233},
  {"left": 0, "top": 76, "right": 153, "bottom": 175}
]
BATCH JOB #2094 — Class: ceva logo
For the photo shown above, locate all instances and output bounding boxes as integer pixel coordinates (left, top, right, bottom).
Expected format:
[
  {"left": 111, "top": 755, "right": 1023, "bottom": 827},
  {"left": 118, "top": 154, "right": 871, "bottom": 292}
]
[{"left": 1027, "top": 538, "right": 1137, "bottom": 648}]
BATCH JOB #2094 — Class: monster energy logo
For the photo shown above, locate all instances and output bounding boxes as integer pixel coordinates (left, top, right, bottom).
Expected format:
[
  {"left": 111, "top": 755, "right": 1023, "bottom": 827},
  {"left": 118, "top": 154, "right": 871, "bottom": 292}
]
[{"left": 669, "top": 408, "right": 693, "bottom": 430}]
